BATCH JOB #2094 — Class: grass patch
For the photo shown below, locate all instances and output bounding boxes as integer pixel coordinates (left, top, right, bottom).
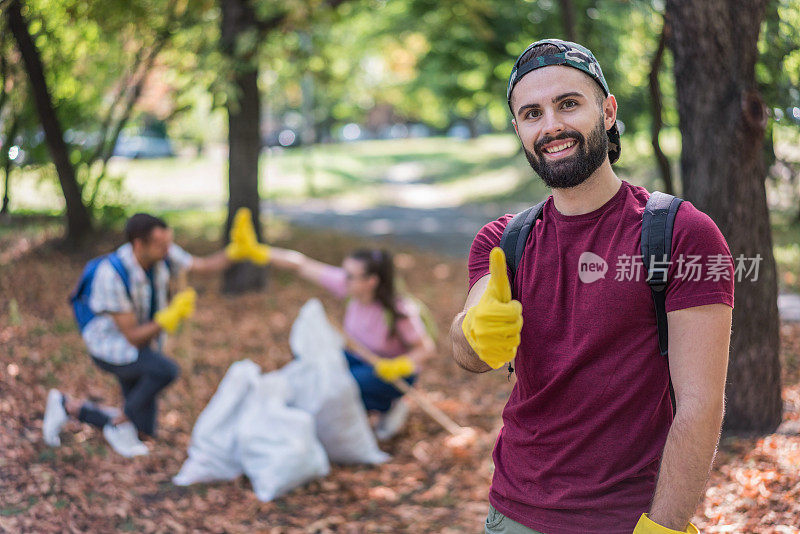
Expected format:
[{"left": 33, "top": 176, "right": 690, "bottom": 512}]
[
  {"left": 117, "top": 518, "right": 138, "bottom": 532},
  {"left": 0, "top": 507, "right": 28, "bottom": 516},
  {"left": 37, "top": 448, "right": 57, "bottom": 463}
]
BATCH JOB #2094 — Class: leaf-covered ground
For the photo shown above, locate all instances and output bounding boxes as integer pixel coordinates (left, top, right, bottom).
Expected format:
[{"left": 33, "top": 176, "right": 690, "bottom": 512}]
[{"left": 1, "top": 226, "right": 799, "bottom": 533}]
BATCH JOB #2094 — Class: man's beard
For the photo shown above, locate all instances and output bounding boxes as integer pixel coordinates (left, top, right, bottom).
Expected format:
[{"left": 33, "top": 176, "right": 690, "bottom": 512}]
[{"left": 524, "top": 118, "right": 608, "bottom": 189}]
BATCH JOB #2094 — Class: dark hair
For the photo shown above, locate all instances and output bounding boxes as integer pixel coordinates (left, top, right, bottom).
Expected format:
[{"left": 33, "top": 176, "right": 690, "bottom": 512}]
[
  {"left": 125, "top": 213, "right": 168, "bottom": 243},
  {"left": 514, "top": 43, "right": 605, "bottom": 108},
  {"left": 348, "top": 248, "right": 406, "bottom": 335}
]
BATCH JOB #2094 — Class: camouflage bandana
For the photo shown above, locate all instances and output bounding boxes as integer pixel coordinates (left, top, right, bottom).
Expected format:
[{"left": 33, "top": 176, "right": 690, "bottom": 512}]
[{"left": 507, "top": 38, "right": 621, "bottom": 164}]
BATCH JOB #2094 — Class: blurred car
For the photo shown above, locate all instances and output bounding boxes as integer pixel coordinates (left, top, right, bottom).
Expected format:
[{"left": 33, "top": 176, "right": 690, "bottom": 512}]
[{"left": 113, "top": 135, "right": 175, "bottom": 159}]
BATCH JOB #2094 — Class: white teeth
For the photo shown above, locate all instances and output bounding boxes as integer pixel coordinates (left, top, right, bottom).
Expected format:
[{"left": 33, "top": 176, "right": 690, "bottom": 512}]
[{"left": 544, "top": 140, "right": 576, "bottom": 153}]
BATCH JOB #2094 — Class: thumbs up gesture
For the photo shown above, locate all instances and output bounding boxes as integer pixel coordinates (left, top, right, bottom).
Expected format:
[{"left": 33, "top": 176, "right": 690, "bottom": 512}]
[
  {"left": 461, "top": 247, "right": 523, "bottom": 369},
  {"left": 225, "top": 208, "right": 271, "bottom": 265}
]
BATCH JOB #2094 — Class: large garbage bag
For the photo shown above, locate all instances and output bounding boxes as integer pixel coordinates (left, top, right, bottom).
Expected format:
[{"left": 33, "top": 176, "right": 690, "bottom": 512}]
[
  {"left": 172, "top": 359, "right": 260, "bottom": 486},
  {"left": 237, "top": 372, "right": 330, "bottom": 502},
  {"left": 173, "top": 298, "right": 388, "bottom": 497},
  {"left": 285, "top": 299, "right": 389, "bottom": 465}
]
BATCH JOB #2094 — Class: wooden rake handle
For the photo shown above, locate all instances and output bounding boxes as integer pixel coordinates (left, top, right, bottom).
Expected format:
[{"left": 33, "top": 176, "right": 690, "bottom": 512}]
[{"left": 331, "top": 323, "right": 466, "bottom": 436}]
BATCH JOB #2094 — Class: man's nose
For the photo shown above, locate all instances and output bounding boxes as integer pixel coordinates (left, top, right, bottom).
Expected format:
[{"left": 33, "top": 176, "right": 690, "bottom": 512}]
[{"left": 540, "top": 110, "right": 565, "bottom": 139}]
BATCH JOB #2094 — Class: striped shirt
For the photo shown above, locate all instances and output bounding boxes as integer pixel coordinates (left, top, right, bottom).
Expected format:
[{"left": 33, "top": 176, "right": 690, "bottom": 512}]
[{"left": 82, "top": 242, "right": 193, "bottom": 365}]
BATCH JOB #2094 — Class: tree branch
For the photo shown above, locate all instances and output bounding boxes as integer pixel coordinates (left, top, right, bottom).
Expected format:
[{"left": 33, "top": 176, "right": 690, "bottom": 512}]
[{"left": 649, "top": 17, "right": 674, "bottom": 195}]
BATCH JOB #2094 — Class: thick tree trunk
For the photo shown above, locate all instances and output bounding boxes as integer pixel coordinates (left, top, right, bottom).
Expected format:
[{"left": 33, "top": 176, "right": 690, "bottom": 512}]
[
  {"left": 220, "top": 0, "right": 266, "bottom": 293},
  {"left": 648, "top": 19, "right": 674, "bottom": 195},
  {"left": 666, "top": 0, "right": 782, "bottom": 434},
  {"left": 6, "top": 0, "right": 92, "bottom": 242}
]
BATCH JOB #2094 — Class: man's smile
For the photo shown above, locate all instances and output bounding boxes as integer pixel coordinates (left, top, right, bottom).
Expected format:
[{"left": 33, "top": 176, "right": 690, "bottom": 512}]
[{"left": 541, "top": 138, "right": 577, "bottom": 159}]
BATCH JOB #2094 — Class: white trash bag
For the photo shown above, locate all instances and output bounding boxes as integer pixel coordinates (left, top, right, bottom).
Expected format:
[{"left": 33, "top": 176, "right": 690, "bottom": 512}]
[
  {"left": 237, "top": 372, "right": 330, "bottom": 502},
  {"left": 286, "top": 299, "right": 390, "bottom": 465},
  {"left": 173, "top": 359, "right": 261, "bottom": 486}
]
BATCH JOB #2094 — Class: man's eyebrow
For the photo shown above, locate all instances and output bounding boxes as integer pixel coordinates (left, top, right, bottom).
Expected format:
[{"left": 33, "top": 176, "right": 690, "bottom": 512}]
[
  {"left": 516, "top": 91, "right": 585, "bottom": 117},
  {"left": 552, "top": 91, "right": 583, "bottom": 103}
]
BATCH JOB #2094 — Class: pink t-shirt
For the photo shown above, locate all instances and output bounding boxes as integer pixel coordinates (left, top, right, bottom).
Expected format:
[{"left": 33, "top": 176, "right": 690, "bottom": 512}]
[
  {"left": 317, "top": 266, "right": 426, "bottom": 359},
  {"left": 467, "top": 181, "right": 734, "bottom": 534}
]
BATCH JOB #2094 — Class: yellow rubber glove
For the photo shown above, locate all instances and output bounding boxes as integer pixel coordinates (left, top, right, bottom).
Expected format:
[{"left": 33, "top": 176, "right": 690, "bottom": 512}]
[
  {"left": 461, "top": 247, "right": 523, "bottom": 369},
  {"left": 633, "top": 514, "right": 698, "bottom": 534},
  {"left": 154, "top": 288, "right": 197, "bottom": 334},
  {"left": 225, "top": 207, "right": 271, "bottom": 265},
  {"left": 374, "top": 355, "right": 416, "bottom": 383}
]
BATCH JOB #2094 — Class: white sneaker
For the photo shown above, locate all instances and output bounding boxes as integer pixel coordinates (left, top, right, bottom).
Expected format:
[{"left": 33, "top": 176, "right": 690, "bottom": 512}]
[
  {"left": 375, "top": 399, "right": 410, "bottom": 441},
  {"left": 43, "top": 389, "right": 69, "bottom": 447},
  {"left": 103, "top": 422, "right": 149, "bottom": 458}
]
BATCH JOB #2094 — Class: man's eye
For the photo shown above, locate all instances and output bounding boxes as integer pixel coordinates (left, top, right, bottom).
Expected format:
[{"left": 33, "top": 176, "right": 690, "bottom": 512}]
[
  {"left": 525, "top": 109, "right": 541, "bottom": 119},
  {"left": 562, "top": 99, "right": 578, "bottom": 109}
]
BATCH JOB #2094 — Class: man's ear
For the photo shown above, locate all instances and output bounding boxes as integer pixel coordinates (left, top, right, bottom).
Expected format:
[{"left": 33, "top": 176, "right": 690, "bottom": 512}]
[
  {"left": 512, "top": 118, "right": 519, "bottom": 137},
  {"left": 603, "top": 94, "right": 618, "bottom": 131}
]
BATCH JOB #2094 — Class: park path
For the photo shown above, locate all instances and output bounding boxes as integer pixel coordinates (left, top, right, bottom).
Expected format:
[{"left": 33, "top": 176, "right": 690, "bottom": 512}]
[
  {"left": 264, "top": 159, "right": 530, "bottom": 257},
  {"left": 265, "top": 198, "right": 527, "bottom": 258}
]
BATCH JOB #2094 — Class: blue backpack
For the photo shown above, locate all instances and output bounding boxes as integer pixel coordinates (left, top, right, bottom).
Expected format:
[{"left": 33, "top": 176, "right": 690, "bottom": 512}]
[{"left": 69, "top": 253, "right": 132, "bottom": 332}]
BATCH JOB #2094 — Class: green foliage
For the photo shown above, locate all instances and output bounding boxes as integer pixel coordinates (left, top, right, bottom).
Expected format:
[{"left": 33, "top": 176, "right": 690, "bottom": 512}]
[
  {"left": 759, "top": 0, "right": 800, "bottom": 113},
  {"left": 759, "top": 0, "right": 800, "bottom": 167},
  {"left": 4, "top": 0, "right": 799, "bottom": 218},
  {"left": 4, "top": 0, "right": 216, "bottom": 218},
  {"left": 8, "top": 299, "right": 22, "bottom": 326}
]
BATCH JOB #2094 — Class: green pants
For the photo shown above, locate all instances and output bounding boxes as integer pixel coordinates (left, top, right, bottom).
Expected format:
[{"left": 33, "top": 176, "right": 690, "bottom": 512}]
[{"left": 485, "top": 505, "right": 544, "bottom": 534}]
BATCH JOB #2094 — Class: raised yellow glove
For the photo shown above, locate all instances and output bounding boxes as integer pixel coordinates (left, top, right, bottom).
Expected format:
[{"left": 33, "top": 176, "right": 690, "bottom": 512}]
[
  {"left": 374, "top": 356, "right": 416, "bottom": 383},
  {"left": 633, "top": 514, "right": 698, "bottom": 534},
  {"left": 461, "top": 247, "right": 523, "bottom": 369},
  {"left": 154, "top": 288, "right": 197, "bottom": 334},
  {"left": 225, "top": 207, "right": 271, "bottom": 265}
]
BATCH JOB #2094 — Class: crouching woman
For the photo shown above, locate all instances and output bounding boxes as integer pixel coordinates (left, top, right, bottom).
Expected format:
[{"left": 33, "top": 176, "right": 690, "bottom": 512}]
[{"left": 270, "top": 246, "right": 435, "bottom": 440}]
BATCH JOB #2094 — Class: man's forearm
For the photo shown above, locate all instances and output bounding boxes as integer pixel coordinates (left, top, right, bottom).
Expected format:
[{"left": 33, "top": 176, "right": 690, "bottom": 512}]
[
  {"left": 450, "top": 311, "right": 491, "bottom": 373},
  {"left": 189, "top": 250, "right": 231, "bottom": 274},
  {"left": 125, "top": 321, "right": 162, "bottom": 348},
  {"left": 648, "top": 402, "right": 724, "bottom": 530}
]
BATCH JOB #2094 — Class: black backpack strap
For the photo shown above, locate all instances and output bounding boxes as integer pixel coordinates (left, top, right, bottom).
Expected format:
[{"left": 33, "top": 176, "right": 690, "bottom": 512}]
[
  {"left": 497, "top": 199, "right": 546, "bottom": 377},
  {"left": 499, "top": 199, "right": 547, "bottom": 297},
  {"left": 641, "top": 191, "right": 683, "bottom": 414}
]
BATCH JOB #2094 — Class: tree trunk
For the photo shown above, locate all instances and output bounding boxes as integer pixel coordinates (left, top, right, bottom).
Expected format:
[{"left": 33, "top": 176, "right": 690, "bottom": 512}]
[
  {"left": 666, "top": 0, "right": 782, "bottom": 434},
  {"left": 0, "top": 50, "right": 10, "bottom": 215},
  {"left": 6, "top": 0, "right": 92, "bottom": 242},
  {"left": 648, "top": 19, "right": 674, "bottom": 195},
  {"left": 559, "top": 0, "right": 577, "bottom": 43},
  {"left": 220, "top": 0, "right": 266, "bottom": 293},
  {"left": 1, "top": 116, "right": 20, "bottom": 215}
]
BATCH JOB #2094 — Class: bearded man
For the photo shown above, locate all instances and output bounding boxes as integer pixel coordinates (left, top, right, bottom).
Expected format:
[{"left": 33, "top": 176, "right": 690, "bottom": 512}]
[{"left": 451, "top": 39, "right": 734, "bottom": 534}]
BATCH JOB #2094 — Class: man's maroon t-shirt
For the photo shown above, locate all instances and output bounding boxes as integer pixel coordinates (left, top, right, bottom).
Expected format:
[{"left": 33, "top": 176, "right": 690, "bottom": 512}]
[{"left": 467, "top": 181, "right": 734, "bottom": 534}]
